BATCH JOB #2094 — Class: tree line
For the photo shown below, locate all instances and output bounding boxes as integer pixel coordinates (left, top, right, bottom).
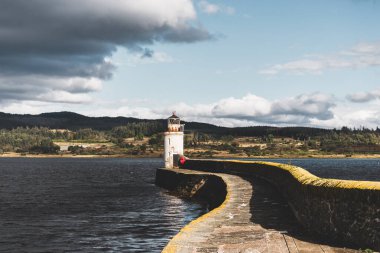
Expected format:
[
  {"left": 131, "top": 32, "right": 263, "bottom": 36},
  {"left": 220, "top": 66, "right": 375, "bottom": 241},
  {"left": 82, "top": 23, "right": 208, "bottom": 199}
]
[
  {"left": 0, "top": 121, "right": 165, "bottom": 154},
  {"left": 1, "top": 123, "right": 380, "bottom": 155}
]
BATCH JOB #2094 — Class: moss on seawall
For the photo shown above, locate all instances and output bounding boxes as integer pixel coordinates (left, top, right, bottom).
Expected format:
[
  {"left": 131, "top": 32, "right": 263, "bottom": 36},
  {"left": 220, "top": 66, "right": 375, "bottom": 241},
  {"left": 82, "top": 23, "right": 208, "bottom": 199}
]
[{"left": 179, "top": 159, "right": 380, "bottom": 251}]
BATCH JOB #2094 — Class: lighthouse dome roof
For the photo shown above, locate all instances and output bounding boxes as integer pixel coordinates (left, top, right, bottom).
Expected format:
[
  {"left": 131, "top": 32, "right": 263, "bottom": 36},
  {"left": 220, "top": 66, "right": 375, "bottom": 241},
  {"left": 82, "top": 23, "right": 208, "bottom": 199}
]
[{"left": 168, "top": 113, "right": 179, "bottom": 119}]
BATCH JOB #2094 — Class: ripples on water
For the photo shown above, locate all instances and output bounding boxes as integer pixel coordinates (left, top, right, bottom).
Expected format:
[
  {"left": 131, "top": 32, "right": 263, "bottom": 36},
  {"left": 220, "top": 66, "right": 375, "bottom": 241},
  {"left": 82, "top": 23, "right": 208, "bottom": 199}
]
[
  {"left": 247, "top": 158, "right": 380, "bottom": 181},
  {"left": 1, "top": 158, "right": 379, "bottom": 252},
  {"left": 0, "top": 158, "right": 206, "bottom": 252}
]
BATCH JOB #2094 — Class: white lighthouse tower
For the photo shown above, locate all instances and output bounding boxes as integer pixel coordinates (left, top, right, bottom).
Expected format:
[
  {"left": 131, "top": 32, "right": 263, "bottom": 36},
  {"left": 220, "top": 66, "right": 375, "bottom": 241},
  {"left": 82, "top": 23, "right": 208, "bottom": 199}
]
[{"left": 164, "top": 112, "right": 184, "bottom": 169}]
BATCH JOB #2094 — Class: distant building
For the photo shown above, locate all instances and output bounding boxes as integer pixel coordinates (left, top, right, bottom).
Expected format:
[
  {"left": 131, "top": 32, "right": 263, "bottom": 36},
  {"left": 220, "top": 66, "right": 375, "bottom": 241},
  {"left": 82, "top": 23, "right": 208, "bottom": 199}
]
[{"left": 164, "top": 112, "right": 184, "bottom": 168}]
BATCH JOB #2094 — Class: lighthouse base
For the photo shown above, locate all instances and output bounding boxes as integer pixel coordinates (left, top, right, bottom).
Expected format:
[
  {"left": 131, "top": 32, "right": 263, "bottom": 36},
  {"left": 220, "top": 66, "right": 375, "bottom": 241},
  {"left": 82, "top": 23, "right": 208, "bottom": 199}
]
[{"left": 164, "top": 131, "right": 184, "bottom": 169}]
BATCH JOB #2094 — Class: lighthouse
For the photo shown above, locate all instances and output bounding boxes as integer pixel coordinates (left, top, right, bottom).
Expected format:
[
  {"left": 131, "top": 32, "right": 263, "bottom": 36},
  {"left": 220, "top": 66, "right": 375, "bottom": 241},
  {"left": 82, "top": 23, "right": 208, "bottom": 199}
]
[{"left": 164, "top": 112, "right": 184, "bottom": 169}]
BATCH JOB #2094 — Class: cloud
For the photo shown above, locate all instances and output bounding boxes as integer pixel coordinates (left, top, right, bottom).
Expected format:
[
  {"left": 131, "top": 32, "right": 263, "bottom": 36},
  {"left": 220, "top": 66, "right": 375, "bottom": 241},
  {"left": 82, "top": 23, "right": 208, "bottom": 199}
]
[
  {"left": 5, "top": 92, "right": 380, "bottom": 129},
  {"left": 50, "top": 92, "right": 334, "bottom": 127},
  {"left": 198, "top": 1, "right": 235, "bottom": 15},
  {"left": 212, "top": 93, "right": 335, "bottom": 124},
  {"left": 211, "top": 94, "right": 271, "bottom": 118},
  {"left": 308, "top": 103, "right": 380, "bottom": 129},
  {"left": 156, "top": 92, "right": 336, "bottom": 126},
  {"left": 0, "top": 76, "right": 101, "bottom": 104},
  {"left": 0, "top": 101, "right": 51, "bottom": 115},
  {"left": 198, "top": 0, "right": 220, "bottom": 14},
  {"left": 0, "top": 0, "right": 212, "bottom": 103},
  {"left": 260, "top": 41, "right": 380, "bottom": 75},
  {"left": 350, "top": 42, "right": 380, "bottom": 55},
  {"left": 127, "top": 51, "right": 174, "bottom": 66},
  {"left": 36, "top": 91, "right": 94, "bottom": 104},
  {"left": 141, "top": 48, "right": 155, "bottom": 59},
  {"left": 346, "top": 89, "right": 380, "bottom": 103},
  {"left": 118, "top": 93, "right": 379, "bottom": 128}
]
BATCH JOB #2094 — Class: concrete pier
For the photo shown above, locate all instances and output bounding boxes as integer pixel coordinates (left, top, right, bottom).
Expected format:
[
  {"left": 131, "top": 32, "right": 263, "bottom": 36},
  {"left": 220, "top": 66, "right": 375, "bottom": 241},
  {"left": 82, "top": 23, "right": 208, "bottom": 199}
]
[{"left": 156, "top": 168, "right": 360, "bottom": 253}]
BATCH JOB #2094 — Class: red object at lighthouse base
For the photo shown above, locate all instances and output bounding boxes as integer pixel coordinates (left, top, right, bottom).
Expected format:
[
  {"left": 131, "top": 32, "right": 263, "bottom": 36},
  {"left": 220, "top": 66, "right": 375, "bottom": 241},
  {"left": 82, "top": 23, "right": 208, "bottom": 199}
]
[{"left": 179, "top": 156, "right": 186, "bottom": 166}]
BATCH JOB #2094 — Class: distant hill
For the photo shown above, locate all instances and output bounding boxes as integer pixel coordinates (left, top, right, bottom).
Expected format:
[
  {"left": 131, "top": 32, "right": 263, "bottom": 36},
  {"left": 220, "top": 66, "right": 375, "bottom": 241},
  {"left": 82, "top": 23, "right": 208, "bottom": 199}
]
[
  {"left": 0, "top": 111, "right": 225, "bottom": 132},
  {"left": 0, "top": 111, "right": 329, "bottom": 138},
  {"left": 0, "top": 111, "right": 151, "bottom": 130}
]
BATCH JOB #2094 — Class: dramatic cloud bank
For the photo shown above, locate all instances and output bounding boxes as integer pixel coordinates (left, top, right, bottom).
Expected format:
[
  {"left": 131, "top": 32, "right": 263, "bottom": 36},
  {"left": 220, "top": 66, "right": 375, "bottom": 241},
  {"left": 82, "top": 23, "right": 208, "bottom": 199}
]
[
  {"left": 260, "top": 42, "right": 380, "bottom": 75},
  {"left": 91, "top": 92, "right": 380, "bottom": 129},
  {"left": 81, "top": 92, "right": 336, "bottom": 127},
  {"left": 2, "top": 92, "right": 380, "bottom": 128},
  {"left": 0, "top": 0, "right": 211, "bottom": 104},
  {"left": 186, "top": 93, "right": 335, "bottom": 125}
]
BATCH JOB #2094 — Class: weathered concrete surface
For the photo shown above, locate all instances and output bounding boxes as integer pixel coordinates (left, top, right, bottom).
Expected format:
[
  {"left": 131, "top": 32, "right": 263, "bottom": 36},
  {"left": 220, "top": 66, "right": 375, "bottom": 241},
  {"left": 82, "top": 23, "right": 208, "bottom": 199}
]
[
  {"left": 181, "top": 159, "right": 380, "bottom": 251},
  {"left": 156, "top": 168, "right": 359, "bottom": 253}
]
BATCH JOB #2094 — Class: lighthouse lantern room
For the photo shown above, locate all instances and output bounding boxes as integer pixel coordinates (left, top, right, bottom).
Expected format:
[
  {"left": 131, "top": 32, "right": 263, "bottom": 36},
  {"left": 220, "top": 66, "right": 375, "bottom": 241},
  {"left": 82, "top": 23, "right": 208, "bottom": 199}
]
[{"left": 164, "top": 112, "right": 184, "bottom": 169}]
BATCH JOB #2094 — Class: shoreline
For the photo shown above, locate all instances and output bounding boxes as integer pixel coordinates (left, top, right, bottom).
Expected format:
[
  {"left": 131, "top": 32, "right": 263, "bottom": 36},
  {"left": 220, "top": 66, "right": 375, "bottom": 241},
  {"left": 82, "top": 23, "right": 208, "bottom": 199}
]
[
  {"left": 1, "top": 152, "right": 380, "bottom": 159},
  {"left": 0, "top": 152, "right": 162, "bottom": 159}
]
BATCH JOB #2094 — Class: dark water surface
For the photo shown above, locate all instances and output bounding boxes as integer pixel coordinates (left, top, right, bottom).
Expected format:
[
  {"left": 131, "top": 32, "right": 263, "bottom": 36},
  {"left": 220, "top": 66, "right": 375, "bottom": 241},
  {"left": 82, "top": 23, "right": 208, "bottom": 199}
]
[
  {"left": 0, "top": 158, "right": 205, "bottom": 252},
  {"left": 1, "top": 158, "right": 379, "bottom": 253},
  {"left": 246, "top": 158, "right": 380, "bottom": 181}
]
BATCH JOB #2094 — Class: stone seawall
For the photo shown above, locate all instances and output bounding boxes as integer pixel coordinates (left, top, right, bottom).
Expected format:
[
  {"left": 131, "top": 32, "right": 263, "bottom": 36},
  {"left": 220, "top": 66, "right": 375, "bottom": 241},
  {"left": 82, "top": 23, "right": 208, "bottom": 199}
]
[
  {"left": 180, "top": 159, "right": 380, "bottom": 251},
  {"left": 155, "top": 168, "right": 227, "bottom": 210},
  {"left": 155, "top": 168, "right": 230, "bottom": 252}
]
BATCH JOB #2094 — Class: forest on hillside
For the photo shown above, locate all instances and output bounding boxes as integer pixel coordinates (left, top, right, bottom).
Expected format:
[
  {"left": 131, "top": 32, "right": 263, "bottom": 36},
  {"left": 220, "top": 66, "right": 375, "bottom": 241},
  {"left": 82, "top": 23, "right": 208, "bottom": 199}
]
[
  {"left": 0, "top": 118, "right": 380, "bottom": 157},
  {"left": 0, "top": 121, "right": 164, "bottom": 155}
]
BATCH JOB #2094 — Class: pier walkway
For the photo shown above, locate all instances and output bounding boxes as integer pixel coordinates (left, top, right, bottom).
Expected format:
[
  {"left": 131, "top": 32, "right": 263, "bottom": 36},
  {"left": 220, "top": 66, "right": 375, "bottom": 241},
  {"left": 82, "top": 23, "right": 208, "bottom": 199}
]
[{"left": 161, "top": 169, "right": 359, "bottom": 253}]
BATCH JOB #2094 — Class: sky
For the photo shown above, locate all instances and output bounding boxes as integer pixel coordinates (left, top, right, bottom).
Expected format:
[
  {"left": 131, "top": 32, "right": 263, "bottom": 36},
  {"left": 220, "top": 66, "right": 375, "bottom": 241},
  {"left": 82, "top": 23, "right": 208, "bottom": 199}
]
[{"left": 1, "top": 0, "right": 380, "bottom": 128}]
